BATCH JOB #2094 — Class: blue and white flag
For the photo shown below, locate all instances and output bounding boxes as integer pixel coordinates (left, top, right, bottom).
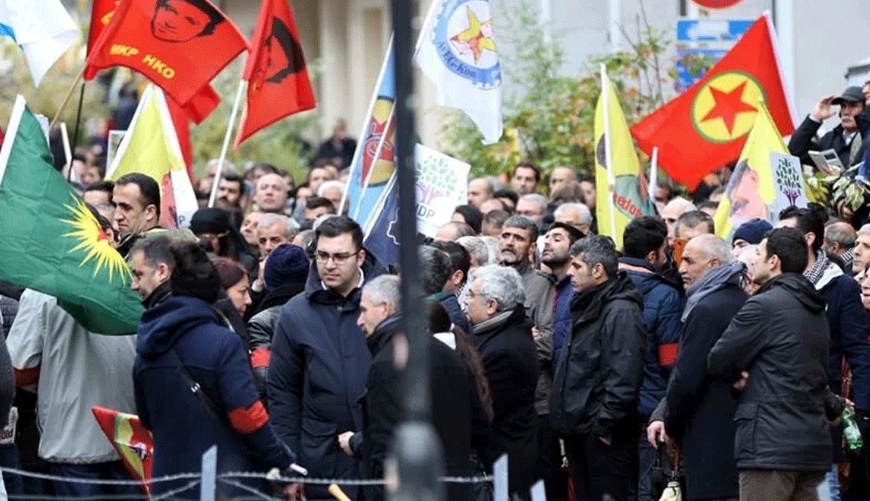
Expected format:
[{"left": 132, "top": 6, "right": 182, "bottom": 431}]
[
  {"left": 0, "top": 0, "right": 80, "bottom": 86},
  {"left": 415, "top": 0, "right": 503, "bottom": 144},
  {"left": 363, "top": 175, "right": 399, "bottom": 267},
  {"left": 343, "top": 42, "right": 397, "bottom": 227}
]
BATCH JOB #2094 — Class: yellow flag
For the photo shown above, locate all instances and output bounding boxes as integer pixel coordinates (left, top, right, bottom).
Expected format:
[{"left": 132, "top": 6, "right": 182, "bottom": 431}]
[
  {"left": 106, "top": 85, "right": 198, "bottom": 229},
  {"left": 713, "top": 101, "right": 785, "bottom": 240},
  {"left": 594, "top": 68, "right": 656, "bottom": 248}
]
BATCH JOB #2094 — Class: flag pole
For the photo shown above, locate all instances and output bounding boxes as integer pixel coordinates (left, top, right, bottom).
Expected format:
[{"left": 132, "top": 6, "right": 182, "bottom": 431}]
[
  {"left": 600, "top": 64, "right": 617, "bottom": 238},
  {"left": 208, "top": 80, "right": 247, "bottom": 208},
  {"left": 61, "top": 123, "right": 74, "bottom": 183},
  {"left": 648, "top": 146, "right": 659, "bottom": 201},
  {"left": 50, "top": 65, "right": 86, "bottom": 129}
]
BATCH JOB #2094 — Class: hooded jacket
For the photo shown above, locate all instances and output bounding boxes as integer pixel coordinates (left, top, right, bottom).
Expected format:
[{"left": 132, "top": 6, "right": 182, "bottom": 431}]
[
  {"left": 709, "top": 273, "right": 834, "bottom": 472},
  {"left": 134, "top": 296, "right": 294, "bottom": 499},
  {"left": 619, "top": 257, "right": 683, "bottom": 418},
  {"left": 267, "top": 250, "right": 387, "bottom": 500},
  {"left": 550, "top": 272, "right": 645, "bottom": 438}
]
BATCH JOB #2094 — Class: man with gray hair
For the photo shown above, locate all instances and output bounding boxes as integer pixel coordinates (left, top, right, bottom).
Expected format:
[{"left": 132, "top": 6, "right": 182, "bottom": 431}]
[
  {"left": 457, "top": 236, "right": 490, "bottom": 269},
  {"left": 647, "top": 234, "right": 746, "bottom": 501},
  {"left": 852, "top": 224, "right": 870, "bottom": 278},
  {"left": 317, "top": 180, "right": 347, "bottom": 215},
  {"left": 465, "top": 265, "right": 539, "bottom": 499},
  {"left": 257, "top": 214, "right": 300, "bottom": 259},
  {"left": 516, "top": 193, "right": 549, "bottom": 227},
  {"left": 468, "top": 177, "right": 495, "bottom": 208},
  {"left": 554, "top": 202, "right": 593, "bottom": 236},
  {"left": 824, "top": 221, "right": 856, "bottom": 271},
  {"left": 550, "top": 235, "right": 645, "bottom": 501},
  {"left": 661, "top": 197, "right": 697, "bottom": 245},
  {"left": 674, "top": 210, "right": 714, "bottom": 241}
]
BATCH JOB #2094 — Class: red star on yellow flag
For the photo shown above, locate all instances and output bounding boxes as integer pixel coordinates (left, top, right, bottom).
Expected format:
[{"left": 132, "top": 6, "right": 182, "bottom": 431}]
[{"left": 701, "top": 81, "right": 758, "bottom": 135}]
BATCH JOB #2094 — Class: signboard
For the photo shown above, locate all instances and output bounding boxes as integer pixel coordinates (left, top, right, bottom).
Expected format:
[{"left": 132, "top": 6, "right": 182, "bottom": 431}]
[
  {"left": 675, "top": 18, "right": 753, "bottom": 91},
  {"left": 771, "top": 152, "right": 808, "bottom": 211},
  {"left": 415, "top": 144, "right": 470, "bottom": 237}
]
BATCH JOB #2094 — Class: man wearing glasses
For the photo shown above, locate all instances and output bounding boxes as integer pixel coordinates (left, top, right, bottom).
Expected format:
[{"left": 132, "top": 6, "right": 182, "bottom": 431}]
[{"left": 268, "top": 216, "right": 388, "bottom": 501}]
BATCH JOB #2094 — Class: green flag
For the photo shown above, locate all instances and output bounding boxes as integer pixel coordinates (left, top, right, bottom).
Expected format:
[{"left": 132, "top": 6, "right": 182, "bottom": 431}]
[{"left": 0, "top": 96, "right": 143, "bottom": 334}]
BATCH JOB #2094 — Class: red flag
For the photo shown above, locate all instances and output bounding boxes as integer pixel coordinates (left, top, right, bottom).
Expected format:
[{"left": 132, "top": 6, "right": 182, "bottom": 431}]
[
  {"left": 630, "top": 14, "right": 796, "bottom": 189},
  {"left": 86, "top": 0, "right": 248, "bottom": 106},
  {"left": 92, "top": 406, "right": 153, "bottom": 495},
  {"left": 234, "top": 0, "right": 315, "bottom": 147},
  {"left": 86, "top": 0, "right": 121, "bottom": 71}
]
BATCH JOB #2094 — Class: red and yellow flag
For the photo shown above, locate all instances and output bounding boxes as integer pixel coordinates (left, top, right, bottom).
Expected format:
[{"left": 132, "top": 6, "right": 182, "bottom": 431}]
[
  {"left": 85, "top": 0, "right": 247, "bottom": 106},
  {"left": 234, "top": 0, "right": 316, "bottom": 147},
  {"left": 92, "top": 406, "right": 153, "bottom": 495},
  {"left": 630, "top": 13, "right": 796, "bottom": 189}
]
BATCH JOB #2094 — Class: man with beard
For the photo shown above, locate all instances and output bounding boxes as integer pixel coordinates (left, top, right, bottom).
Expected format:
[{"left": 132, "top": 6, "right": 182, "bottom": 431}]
[
  {"left": 788, "top": 87, "right": 866, "bottom": 168},
  {"left": 540, "top": 221, "right": 584, "bottom": 500}
]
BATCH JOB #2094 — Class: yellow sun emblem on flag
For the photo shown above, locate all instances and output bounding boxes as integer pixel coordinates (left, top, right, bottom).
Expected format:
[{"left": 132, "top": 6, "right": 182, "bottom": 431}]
[{"left": 61, "top": 197, "right": 131, "bottom": 283}]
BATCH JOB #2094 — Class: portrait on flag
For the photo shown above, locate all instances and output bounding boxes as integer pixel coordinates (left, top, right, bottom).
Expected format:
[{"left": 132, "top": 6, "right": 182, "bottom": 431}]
[
  {"left": 722, "top": 158, "right": 771, "bottom": 228},
  {"left": 86, "top": 0, "right": 246, "bottom": 105}
]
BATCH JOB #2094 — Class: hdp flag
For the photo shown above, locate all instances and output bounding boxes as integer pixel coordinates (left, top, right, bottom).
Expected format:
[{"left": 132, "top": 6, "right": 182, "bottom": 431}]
[
  {"left": 630, "top": 14, "right": 796, "bottom": 189},
  {"left": 234, "top": 0, "right": 316, "bottom": 147},
  {"left": 415, "top": 0, "right": 503, "bottom": 144},
  {"left": 345, "top": 43, "right": 397, "bottom": 226},
  {"left": 92, "top": 406, "right": 153, "bottom": 495},
  {"left": 106, "top": 84, "right": 199, "bottom": 229},
  {"left": 363, "top": 176, "right": 399, "bottom": 267},
  {"left": 595, "top": 68, "right": 656, "bottom": 249},
  {"left": 0, "top": 96, "right": 143, "bottom": 335},
  {"left": 0, "top": 0, "right": 80, "bottom": 86},
  {"left": 86, "top": 0, "right": 247, "bottom": 106},
  {"left": 713, "top": 101, "right": 786, "bottom": 241}
]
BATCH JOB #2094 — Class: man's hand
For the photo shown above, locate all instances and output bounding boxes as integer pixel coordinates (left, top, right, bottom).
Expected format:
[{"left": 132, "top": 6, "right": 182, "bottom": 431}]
[
  {"left": 283, "top": 483, "right": 305, "bottom": 500},
  {"left": 810, "top": 95, "right": 837, "bottom": 122},
  {"left": 732, "top": 371, "right": 749, "bottom": 392},
  {"left": 337, "top": 431, "right": 355, "bottom": 457},
  {"left": 646, "top": 420, "right": 668, "bottom": 447},
  {"left": 531, "top": 326, "right": 541, "bottom": 340}
]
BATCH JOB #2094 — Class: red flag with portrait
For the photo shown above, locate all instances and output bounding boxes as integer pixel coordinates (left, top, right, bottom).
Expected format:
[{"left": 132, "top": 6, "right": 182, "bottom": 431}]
[
  {"left": 234, "top": 0, "right": 315, "bottom": 147},
  {"left": 86, "top": 0, "right": 248, "bottom": 105},
  {"left": 85, "top": 0, "right": 121, "bottom": 76}
]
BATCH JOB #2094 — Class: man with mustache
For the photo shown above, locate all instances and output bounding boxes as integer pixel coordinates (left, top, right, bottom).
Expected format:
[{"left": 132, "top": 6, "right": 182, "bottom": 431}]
[{"left": 788, "top": 86, "right": 866, "bottom": 169}]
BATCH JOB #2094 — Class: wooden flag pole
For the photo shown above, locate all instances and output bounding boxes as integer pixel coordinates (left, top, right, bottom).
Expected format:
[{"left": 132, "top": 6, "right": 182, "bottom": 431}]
[
  {"left": 208, "top": 80, "right": 247, "bottom": 208},
  {"left": 50, "top": 65, "right": 87, "bottom": 129},
  {"left": 649, "top": 146, "right": 659, "bottom": 201}
]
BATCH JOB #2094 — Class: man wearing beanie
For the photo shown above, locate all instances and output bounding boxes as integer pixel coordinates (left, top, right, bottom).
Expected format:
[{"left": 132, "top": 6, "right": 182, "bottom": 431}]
[
  {"left": 247, "top": 244, "right": 310, "bottom": 400},
  {"left": 731, "top": 218, "right": 773, "bottom": 256}
]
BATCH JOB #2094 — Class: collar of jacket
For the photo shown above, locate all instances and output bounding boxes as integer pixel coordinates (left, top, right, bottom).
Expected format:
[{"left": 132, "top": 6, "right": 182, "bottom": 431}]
[
  {"left": 570, "top": 271, "right": 635, "bottom": 323},
  {"left": 367, "top": 314, "right": 401, "bottom": 354},
  {"left": 143, "top": 281, "right": 172, "bottom": 310},
  {"left": 618, "top": 256, "right": 657, "bottom": 273},
  {"left": 473, "top": 304, "right": 523, "bottom": 337},
  {"left": 755, "top": 272, "right": 827, "bottom": 313},
  {"left": 682, "top": 261, "right": 746, "bottom": 322}
]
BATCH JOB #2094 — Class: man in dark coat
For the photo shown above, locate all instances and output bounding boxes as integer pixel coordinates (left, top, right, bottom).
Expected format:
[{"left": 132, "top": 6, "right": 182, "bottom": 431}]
[
  {"left": 550, "top": 235, "right": 645, "bottom": 501},
  {"left": 788, "top": 87, "right": 866, "bottom": 169},
  {"left": 619, "top": 217, "right": 683, "bottom": 501},
  {"left": 779, "top": 205, "right": 870, "bottom": 499},
  {"left": 709, "top": 228, "right": 842, "bottom": 501},
  {"left": 340, "top": 275, "right": 490, "bottom": 501},
  {"left": 268, "top": 216, "right": 387, "bottom": 500},
  {"left": 134, "top": 241, "right": 296, "bottom": 500},
  {"left": 650, "top": 235, "right": 747, "bottom": 501},
  {"left": 465, "top": 265, "right": 539, "bottom": 500}
]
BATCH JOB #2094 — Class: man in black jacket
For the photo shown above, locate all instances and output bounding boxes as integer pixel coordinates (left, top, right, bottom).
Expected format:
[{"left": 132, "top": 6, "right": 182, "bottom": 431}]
[
  {"left": 341, "top": 275, "right": 490, "bottom": 501},
  {"left": 649, "top": 234, "right": 747, "bottom": 501},
  {"left": 788, "top": 87, "right": 866, "bottom": 169},
  {"left": 709, "top": 228, "right": 841, "bottom": 501},
  {"left": 550, "top": 235, "right": 645, "bottom": 501},
  {"left": 465, "top": 265, "right": 539, "bottom": 500}
]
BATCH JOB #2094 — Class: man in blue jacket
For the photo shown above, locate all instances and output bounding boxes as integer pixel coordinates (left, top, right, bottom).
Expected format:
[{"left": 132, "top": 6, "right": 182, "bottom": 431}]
[
  {"left": 618, "top": 217, "right": 683, "bottom": 501},
  {"left": 268, "top": 216, "right": 387, "bottom": 500},
  {"left": 779, "top": 206, "right": 870, "bottom": 501}
]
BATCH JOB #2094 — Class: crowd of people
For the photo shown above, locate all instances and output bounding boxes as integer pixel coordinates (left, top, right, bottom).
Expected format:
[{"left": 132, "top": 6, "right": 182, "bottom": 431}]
[{"left": 3, "top": 79, "right": 870, "bottom": 501}]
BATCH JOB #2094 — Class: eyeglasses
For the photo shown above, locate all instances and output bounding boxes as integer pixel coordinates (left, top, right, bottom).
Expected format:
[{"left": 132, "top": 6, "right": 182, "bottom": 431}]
[{"left": 315, "top": 250, "right": 360, "bottom": 264}]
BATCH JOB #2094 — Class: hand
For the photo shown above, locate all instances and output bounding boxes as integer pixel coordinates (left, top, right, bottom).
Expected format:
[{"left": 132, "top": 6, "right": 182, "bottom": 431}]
[
  {"left": 810, "top": 95, "right": 837, "bottom": 122},
  {"left": 283, "top": 483, "right": 305, "bottom": 500},
  {"left": 531, "top": 327, "right": 541, "bottom": 339},
  {"left": 255, "top": 258, "right": 267, "bottom": 291},
  {"left": 732, "top": 371, "right": 749, "bottom": 392},
  {"left": 646, "top": 420, "right": 668, "bottom": 448},
  {"left": 337, "top": 431, "right": 355, "bottom": 457},
  {"left": 598, "top": 435, "right": 611, "bottom": 446}
]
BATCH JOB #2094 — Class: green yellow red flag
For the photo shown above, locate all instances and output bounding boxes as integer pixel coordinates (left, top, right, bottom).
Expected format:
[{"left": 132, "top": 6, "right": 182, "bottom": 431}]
[
  {"left": 0, "top": 96, "right": 142, "bottom": 334},
  {"left": 594, "top": 67, "right": 656, "bottom": 249},
  {"left": 92, "top": 406, "right": 153, "bottom": 495}
]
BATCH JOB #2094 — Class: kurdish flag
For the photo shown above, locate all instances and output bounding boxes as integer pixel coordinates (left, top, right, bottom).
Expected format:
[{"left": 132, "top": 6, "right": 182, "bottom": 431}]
[
  {"left": 92, "top": 406, "right": 153, "bottom": 495},
  {"left": 594, "top": 67, "right": 656, "bottom": 249},
  {"left": 0, "top": 96, "right": 143, "bottom": 335},
  {"left": 713, "top": 101, "right": 785, "bottom": 241}
]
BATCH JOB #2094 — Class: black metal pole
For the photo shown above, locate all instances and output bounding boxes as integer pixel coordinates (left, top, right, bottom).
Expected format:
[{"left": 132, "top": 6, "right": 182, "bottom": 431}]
[{"left": 388, "top": 0, "right": 444, "bottom": 499}]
